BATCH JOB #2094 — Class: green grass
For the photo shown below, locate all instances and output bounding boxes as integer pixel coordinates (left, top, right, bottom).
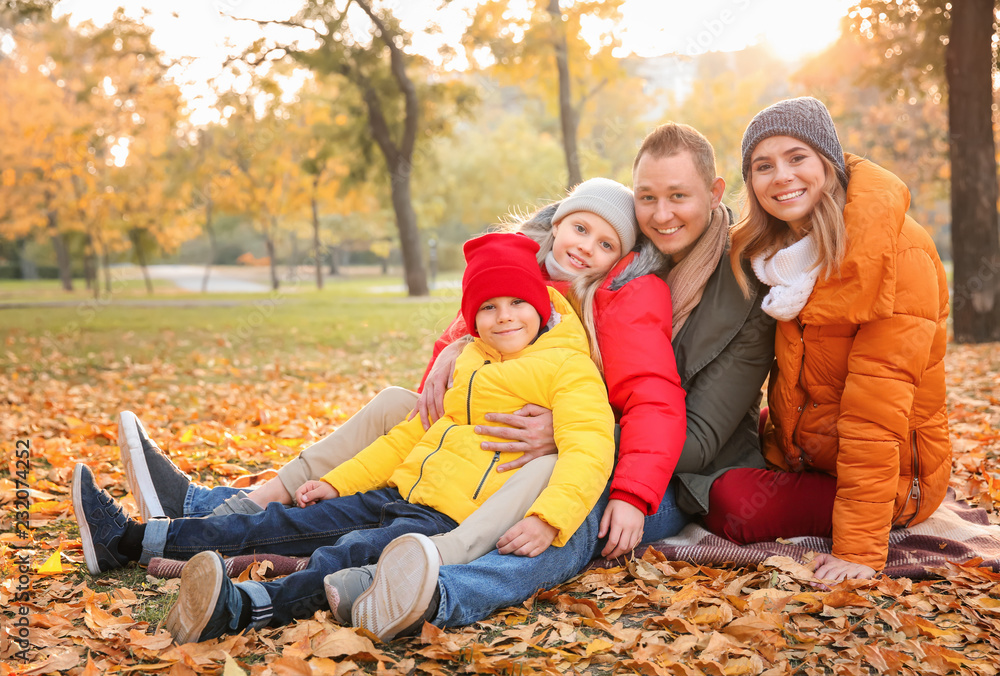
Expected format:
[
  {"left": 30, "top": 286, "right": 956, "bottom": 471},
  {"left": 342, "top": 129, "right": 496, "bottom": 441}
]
[{"left": 1, "top": 279, "right": 462, "bottom": 386}]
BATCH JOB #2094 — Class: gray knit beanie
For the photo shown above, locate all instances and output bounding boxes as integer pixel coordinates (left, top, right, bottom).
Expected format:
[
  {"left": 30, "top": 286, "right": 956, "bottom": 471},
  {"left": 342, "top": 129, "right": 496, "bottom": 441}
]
[
  {"left": 741, "top": 97, "right": 848, "bottom": 188},
  {"left": 552, "top": 178, "right": 638, "bottom": 253}
]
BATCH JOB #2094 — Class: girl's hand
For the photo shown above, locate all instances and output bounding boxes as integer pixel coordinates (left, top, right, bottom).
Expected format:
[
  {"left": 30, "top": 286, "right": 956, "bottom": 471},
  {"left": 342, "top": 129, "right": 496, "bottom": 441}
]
[
  {"left": 808, "top": 553, "right": 876, "bottom": 583},
  {"left": 409, "top": 339, "right": 465, "bottom": 430},
  {"left": 475, "top": 404, "right": 556, "bottom": 471},
  {"left": 599, "top": 499, "right": 645, "bottom": 559},
  {"left": 294, "top": 480, "right": 339, "bottom": 508},
  {"left": 496, "top": 515, "right": 557, "bottom": 557}
]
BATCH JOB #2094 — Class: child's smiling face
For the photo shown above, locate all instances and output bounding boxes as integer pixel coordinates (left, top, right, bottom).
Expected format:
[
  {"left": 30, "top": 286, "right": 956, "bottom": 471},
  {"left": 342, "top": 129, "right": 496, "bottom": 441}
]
[
  {"left": 551, "top": 212, "right": 622, "bottom": 275},
  {"left": 475, "top": 296, "right": 542, "bottom": 356}
]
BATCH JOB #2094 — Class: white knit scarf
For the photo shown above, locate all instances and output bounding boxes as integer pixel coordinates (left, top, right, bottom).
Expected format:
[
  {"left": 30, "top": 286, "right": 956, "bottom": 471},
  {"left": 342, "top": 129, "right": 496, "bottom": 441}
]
[{"left": 751, "top": 234, "right": 821, "bottom": 321}]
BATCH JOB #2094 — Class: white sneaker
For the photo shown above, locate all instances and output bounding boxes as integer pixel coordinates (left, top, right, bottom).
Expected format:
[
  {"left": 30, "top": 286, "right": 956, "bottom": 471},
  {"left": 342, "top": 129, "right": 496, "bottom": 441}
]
[{"left": 352, "top": 533, "right": 440, "bottom": 641}]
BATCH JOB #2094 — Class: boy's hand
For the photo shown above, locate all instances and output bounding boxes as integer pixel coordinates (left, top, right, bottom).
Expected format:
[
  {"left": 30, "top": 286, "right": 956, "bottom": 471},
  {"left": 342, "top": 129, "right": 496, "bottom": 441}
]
[
  {"left": 295, "top": 480, "right": 339, "bottom": 508},
  {"left": 496, "top": 515, "right": 557, "bottom": 557},
  {"left": 599, "top": 499, "right": 644, "bottom": 559}
]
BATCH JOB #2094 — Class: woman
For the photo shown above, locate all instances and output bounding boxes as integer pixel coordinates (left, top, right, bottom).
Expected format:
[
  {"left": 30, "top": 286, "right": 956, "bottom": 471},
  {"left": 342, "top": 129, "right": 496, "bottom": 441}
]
[{"left": 709, "top": 96, "right": 951, "bottom": 581}]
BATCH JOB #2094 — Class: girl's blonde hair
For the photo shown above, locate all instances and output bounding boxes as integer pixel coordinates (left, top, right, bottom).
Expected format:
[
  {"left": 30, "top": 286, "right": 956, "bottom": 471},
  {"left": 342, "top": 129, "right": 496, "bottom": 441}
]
[
  {"left": 730, "top": 153, "right": 848, "bottom": 297},
  {"left": 497, "top": 202, "right": 618, "bottom": 373}
]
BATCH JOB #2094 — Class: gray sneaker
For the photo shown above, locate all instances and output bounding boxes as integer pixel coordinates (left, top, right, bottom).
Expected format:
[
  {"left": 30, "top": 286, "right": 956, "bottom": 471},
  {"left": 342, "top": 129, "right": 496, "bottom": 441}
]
[
  {"left": 118, "top": 411, "right": 190, "bottom": 520},
  {"left": 352, "top": 533, "right": 441, "bottom": 641},
  {"left": 324, "top": 564, "right": 376, "bottom": 624}
]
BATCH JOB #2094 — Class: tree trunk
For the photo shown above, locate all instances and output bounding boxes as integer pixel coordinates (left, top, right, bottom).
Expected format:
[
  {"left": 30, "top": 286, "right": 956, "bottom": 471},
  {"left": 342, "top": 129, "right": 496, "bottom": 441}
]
[
  {"left": 46, "top": 207, "right": 73, "bottom": 291},
  {"left": 548, "top": 0, "right": 582, "bottom": 189},
  {"left": 265, "top": 219, "right": 280, "bottom": 291},
  {"left": 390, "top": 162, "right": 429, "bottom": 295},
  {"left": 312, "top": 193, "right": 324, "bottom": 290},
  {"left": 101, "top": 245, "right": 111, "bottom": 295},
  {"left": 129, "top": 229, "right": 154, "bottom": 295},
  {"left": 947, "top": 0, "right": 1000, "bottom": 343},
  {"left": 201, "top": 199, "right": 215, "bottom": 293},
  {"left": 83, "top": 234, "right": 95, "bottom": 294}
]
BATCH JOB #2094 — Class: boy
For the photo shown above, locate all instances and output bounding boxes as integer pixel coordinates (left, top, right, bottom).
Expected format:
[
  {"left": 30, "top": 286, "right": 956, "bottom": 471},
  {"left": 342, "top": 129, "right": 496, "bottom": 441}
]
[{"left": 71, "top": 232, "right": 615, "bottom": 644}]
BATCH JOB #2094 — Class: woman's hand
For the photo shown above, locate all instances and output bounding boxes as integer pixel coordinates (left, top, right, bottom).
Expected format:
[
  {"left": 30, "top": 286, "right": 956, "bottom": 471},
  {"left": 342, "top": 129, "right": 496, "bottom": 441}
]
[
  {"left": 808, "top": 553, "right": 876, "bottom": 583},
  {"left": 599, "top": 499, "right": 645, "bottom": 559},
  {"left": 496, "top": 515, "right": 558, "bottom": 557},
  {"left": 294, "top": 480, "right": 339, "bottom": 508},
  {"left": 475, "top": 404, "right": 556, "bottom": 472},
  {"left": 409, "top": 339, "right": 465, "bottom": 430}
]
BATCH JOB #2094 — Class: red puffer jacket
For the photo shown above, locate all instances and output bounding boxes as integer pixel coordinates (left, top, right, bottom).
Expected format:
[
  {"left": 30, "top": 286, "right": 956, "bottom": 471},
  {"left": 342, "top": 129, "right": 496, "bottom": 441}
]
[{"left": 420, "top": 251, "right": 686, "bottom": 515}]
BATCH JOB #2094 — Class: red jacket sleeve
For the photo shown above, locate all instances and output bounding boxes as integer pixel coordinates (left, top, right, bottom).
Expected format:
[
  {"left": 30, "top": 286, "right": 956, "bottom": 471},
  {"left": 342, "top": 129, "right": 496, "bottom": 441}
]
[
  {"left": 595, "top": 275, "right": 687, "bottom": 514},
  {"left": 418, "top": 311, "right": 469, "bottom": 392}
]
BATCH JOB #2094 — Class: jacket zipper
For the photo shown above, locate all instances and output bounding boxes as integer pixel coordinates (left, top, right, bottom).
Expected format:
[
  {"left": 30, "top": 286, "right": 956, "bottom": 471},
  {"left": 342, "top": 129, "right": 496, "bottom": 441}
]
[
  {"left": 791, "top": 320, "right": 809, "bottom": 465},
  {"left": 903, "top": 431, "right": 922, "bottom": 527},
  {"left": 467, "top": 360, "right": 498, "bottom": 500},
  {"left": 405, "top": 424, "right": 456, "bottom": 502}
]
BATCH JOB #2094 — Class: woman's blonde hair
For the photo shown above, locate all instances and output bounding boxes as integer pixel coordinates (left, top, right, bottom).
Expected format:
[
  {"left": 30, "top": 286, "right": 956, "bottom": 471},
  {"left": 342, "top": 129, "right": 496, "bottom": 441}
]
[
  {"left": 730, "top": 153, "right": 848, "bottom": 297},
  {"left": 497, "top": 202, "right": 615, "bottom": 373}
]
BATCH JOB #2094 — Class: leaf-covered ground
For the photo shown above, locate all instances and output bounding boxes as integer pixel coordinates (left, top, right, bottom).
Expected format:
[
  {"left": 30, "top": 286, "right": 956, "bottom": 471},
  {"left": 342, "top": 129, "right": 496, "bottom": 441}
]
[{"left": 3, "top": 312, "right": 1000, "bottom": 675}]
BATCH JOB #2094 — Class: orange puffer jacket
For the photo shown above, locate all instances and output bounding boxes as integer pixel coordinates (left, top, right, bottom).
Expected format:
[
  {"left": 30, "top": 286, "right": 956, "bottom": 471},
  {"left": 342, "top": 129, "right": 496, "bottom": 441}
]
[{"left": 762, "top": 154, "right": 951, "bottom": 571}]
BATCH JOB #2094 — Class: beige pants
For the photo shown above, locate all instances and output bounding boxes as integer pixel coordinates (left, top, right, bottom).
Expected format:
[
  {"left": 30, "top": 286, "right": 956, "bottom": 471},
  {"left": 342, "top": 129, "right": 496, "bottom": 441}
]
[{"left": 274, "top": 386, "right": 556, "bottom": 565}]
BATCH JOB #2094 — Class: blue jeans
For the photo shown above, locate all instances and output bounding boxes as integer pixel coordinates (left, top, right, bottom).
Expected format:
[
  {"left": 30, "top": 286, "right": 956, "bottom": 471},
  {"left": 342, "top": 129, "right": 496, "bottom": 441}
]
[
  {"left": 433, "top": 480, "right": 688, "bottom": 627},
  {"left": 145, "top": 487, "right": 459, "bottom": 627},
  {"left": 183, "top": 484, "right": 244, "bottom": 517}
]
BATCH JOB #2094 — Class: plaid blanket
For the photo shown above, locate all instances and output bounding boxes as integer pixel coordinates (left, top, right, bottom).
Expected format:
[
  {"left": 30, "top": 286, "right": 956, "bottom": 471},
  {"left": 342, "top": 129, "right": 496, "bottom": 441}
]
[
  {"left": 589, "top": 488, "right": 1000, "bottom": 578},
  {"left": 146, "top": 489, "right": 1000, "bottom": 581}
]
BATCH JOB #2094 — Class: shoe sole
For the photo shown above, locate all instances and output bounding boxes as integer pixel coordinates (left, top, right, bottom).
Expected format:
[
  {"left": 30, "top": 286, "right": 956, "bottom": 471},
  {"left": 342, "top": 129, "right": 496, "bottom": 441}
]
[
  {"left": 118, "top": 410, "right": 165, "bottom": 521},
  {"left": 163, "top": 551, "right": 224, "bottom": 645},
  {"left": 352, "top": 533, "right": 440, "bottom": 641},
  {"left": 72, "top": 464, "right": 103, "bottom": 576}
]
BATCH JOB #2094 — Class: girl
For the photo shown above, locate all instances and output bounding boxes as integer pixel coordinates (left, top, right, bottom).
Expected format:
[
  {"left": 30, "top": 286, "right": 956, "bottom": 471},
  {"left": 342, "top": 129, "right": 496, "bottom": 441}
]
[
  {"left": 120, "top": 177, "right": 688, "bottom": 572},
  {"left": 711, "top": 96, "right": 951, "bottom": 581}
]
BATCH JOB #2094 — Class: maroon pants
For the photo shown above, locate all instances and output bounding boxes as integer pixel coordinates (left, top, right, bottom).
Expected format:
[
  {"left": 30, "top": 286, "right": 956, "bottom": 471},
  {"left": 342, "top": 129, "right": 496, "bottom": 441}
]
[{"left": 702, "top": 467, "right": 838, "bottom": 544}]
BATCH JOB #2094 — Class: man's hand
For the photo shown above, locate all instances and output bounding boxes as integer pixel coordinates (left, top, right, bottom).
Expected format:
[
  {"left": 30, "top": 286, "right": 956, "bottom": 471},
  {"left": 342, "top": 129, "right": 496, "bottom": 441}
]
[
  {"left": 294, "top": 480, "right": 339, "bottom": 508},
  {"left": 496, "top": 515, "right": 558, "bottom": 557},
  {"left": 598, "top": 499, "right": 645, "bottom": 559},
  {"left": 475, "top": 404, "right": 556, "bottom": 472},
  {"left": 409, "top": 339, "right": 465, "bottom": 430},
  {"left": 808, "top": 553, "right": 876, "bottom": 583}
]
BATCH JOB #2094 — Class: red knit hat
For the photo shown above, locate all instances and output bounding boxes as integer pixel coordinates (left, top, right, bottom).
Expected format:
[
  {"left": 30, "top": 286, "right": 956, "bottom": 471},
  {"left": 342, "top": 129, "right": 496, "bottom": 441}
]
[{"left": 461, "top": 233, "right": 551, "bottom": 337}]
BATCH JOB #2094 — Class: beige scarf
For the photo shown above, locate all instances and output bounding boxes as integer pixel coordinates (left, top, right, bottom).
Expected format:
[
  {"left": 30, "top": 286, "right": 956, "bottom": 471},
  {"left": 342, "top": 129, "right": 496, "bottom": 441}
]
[{"left": 664, "top": 204, "right": 729, "bottom": 335}]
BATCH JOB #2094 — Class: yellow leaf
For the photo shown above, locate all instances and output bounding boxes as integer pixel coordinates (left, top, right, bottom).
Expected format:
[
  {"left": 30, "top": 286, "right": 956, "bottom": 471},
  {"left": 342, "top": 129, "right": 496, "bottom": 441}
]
[
  {"left": 585, "top": 637, "right": 613, "bottom": 656},
  {"left": 36, "top": 547, "right": 63, "bottom": 575},
  {"left": 223, "top": 654, "right": 247, "bottom": 676}
]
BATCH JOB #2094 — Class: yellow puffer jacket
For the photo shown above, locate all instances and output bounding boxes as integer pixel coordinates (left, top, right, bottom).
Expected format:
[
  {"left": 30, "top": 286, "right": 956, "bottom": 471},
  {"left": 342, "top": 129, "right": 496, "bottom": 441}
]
[
  {"left": 324, "top": 286, "right": 616, "bottom": 547},
  {"left": 763, "top": 154, "right": 951, "bottom": 570}
]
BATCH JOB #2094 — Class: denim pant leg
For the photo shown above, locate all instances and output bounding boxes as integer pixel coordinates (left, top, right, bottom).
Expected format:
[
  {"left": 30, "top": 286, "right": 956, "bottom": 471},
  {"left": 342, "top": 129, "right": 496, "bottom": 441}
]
[
  {"left": 183, "top": 484, "right": 245, "bottom": 517},
  {"left": 640, "top": 481, "right": 690, "bottom": 544},
  {"left": 251, "top": 500, "right": 459, "bottom": 627},
  {"left": 433, "top": 491, "right": 604, "bottom": 628},
  {"left": 150, "top": 487, "right": 403, "bottom": 561}
]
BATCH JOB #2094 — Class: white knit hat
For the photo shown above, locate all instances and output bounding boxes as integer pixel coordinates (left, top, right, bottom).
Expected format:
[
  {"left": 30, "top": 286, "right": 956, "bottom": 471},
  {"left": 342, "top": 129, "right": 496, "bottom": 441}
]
[{"left": 552, "top": 178, "right": 638, "bottom": 253}]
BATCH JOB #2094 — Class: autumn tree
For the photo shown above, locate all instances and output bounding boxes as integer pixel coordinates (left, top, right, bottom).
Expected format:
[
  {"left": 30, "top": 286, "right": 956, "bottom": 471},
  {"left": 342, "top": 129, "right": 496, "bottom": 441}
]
[
  {"left": 212, "top": 74, "right": 310, "bottom": 291},
  {"left": 463, "top": 0, "right": 627, "bottom": 189},
  {"left": 794, "top": 30, "right": 950, "bottom": 246},
  {"left": 239, "top": 1, "right": 477, "bottom": 296},
  {"left": 849, "top": 1, "right": 1000, "bottom": 343}
]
